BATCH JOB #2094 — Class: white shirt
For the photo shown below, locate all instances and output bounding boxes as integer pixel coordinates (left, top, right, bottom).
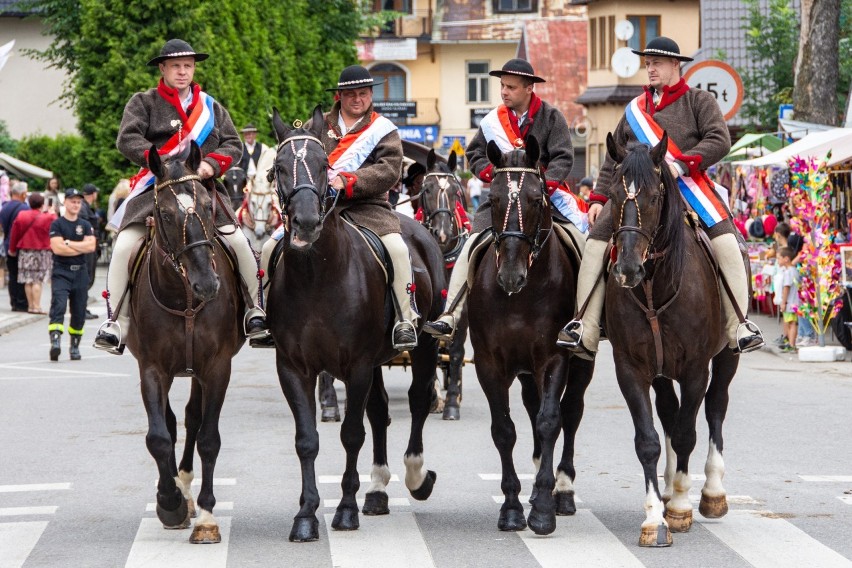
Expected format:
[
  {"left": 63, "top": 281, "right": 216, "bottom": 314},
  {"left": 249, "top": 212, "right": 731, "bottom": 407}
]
[
  {"left": 245, "top": 142, "right": 258, "bottom": 178},
  {"left": 467, "top": 176, "right": 483, "bottom": 198}
]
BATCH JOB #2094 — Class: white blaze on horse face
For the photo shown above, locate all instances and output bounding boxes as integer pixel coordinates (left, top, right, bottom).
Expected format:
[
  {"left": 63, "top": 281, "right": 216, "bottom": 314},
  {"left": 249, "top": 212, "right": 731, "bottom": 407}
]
[
  {"left": 404, "top": 453, "right": 428, "bottom": 492},
  {"left": 702, "top": 443, "right": 726, "bottom": 497},
  {"left": 438, "top": 177, "right": 450, "bottom": 191},
  {"left": 175, "top": 193, "right": 195, "bottom": 213},
  {"left": 642, "top": 479, "right": 667, "bottom": 528},
  {"left": 366, "top": 464, "right": 392, "bottom": 494}
]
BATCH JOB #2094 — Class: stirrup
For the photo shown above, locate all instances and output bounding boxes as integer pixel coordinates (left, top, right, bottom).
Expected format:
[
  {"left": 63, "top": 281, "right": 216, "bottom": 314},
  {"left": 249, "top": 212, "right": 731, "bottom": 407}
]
[
  {"left": 556, "top": 320, "right": 583, "bottom": 349},
  {"left": 93, "top": 321, "right": 125, "bottom": 355},
  {"left": 392, "top": 320, "right": 418, "bottom": 350},
  {"left": 734, "top": 320, "right": 765, "bottom": 354},
  {"left": 423, "top": 313, "right": 456, "bottom": 340},
  {"left": 244, "top": 307, "right": 269, "bottom": 339}
]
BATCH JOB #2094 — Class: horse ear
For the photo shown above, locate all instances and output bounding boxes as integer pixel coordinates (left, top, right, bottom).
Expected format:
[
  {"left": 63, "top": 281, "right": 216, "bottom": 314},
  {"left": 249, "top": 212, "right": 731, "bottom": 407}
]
[
  {"left": 606, "top": 132, "right": 626, "bottom": 163},
  {"left": 651, "top": 131, "right": 669, "bottom": 166},
  {"left": 309, "top": 104, "right": 324, "bottom": 139},
  {"left": 486, "top": 140, "right": 503, "bottom": 167},
  {"left": 427, "top": 148, "right": 436, "bottom": 170},
  {"left": 147, "top": 144, "right": 164, "bottom": 178},
  {"left": 525, "top": 135, "right": 540, "bottom": 168},
  {"left": 447, "top": 149, "right": 458, "bottom": 172},
  {"left": 187, "top": 140, "right": 202, "bottom": 173},
  {"left": 271, "top": 107, "right": 290, "bottom": 143}
]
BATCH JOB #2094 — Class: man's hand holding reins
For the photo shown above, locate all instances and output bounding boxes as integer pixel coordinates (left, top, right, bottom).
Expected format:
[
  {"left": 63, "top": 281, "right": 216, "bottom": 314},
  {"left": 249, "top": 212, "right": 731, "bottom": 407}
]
[{"left": 197, "top": 161, "right": 215, "bottom": 179}]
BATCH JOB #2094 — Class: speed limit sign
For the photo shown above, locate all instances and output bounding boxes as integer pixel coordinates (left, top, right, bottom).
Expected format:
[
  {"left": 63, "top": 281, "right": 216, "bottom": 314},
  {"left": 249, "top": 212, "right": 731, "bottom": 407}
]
[{"left": 683, "top": 60, "right": 743, "bottom": 121}]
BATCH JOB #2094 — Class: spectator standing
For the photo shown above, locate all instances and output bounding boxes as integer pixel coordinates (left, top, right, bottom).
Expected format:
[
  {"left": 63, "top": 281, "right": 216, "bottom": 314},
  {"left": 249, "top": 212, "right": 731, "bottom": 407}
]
[
  {"left": 0, "top": 181, "right": 30, "bottom": 311},
  {"left": 80, "top": 183, "right": 101, "bottom": 319},
  {"left": 777, "top": 246, "right": 799, "bottom": 353},
  {"left": 43, "top": 177, "right": 63, "bottom": 216},
  {"left": 577, "top": 177, "right": 594, "bottom": 209},
  {"left": 48, "top": 188, "right": 96, "bottom": 361},
  {"left": 773, "top": 221, "right": 816, "bottom": 345},
  {"left": 106, "top": 179, "right": 131, "bottom": 229},
  {"left": 466, "top": 174, "right": 483, "bottom": 210},
  {"left": 8, "top": 192, "right": 56, "bottom": 314}
]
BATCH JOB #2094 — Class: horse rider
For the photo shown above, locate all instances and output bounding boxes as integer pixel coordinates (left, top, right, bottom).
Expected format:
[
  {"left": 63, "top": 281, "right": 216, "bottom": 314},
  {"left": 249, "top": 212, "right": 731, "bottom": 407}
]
[
  {"left": 93, "top": 38, "right": 268, "bottom": 355},
  {"left": 258, "top": 64, "right": 418, "bottom": 350},
  {"left": 423, "top": 58, "right": 585, "bottom": 340},
  {"left": 557, "top": 37, "right": 764, "bottom": 359},
  {"left": 238, "top": 123, "right": 269, "bottom": 182}
]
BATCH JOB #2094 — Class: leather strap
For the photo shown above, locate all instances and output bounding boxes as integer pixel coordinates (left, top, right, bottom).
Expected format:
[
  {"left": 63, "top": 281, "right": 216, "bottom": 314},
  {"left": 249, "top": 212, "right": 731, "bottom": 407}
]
[{"left": 574, "top": 241, "right": 612, "bottom": 320}]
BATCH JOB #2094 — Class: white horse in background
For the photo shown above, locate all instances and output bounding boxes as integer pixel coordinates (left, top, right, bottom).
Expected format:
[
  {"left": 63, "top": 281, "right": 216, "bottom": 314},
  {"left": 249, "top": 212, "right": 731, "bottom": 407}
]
[{"left": 236, "top": 146, "right": 282, "bottom": 250}]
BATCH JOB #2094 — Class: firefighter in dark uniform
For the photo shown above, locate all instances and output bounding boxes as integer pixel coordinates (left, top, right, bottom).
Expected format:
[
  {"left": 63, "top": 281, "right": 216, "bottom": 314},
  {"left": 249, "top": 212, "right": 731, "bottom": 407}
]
[{"left": 48, "top": 188, "right": 96, "bottom": 361}]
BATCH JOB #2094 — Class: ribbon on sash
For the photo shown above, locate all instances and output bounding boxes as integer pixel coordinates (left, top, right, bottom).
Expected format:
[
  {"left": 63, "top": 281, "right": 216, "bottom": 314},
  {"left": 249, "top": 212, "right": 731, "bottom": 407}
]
[
  {"left": 328, "top": 112, "right": 397, "bottom": 179},
  {"left": 625, "top": 94, "right": 729, "bottom": 228},
  {"left": 108, "top": 91, "right": 216, "bottom": 230}
]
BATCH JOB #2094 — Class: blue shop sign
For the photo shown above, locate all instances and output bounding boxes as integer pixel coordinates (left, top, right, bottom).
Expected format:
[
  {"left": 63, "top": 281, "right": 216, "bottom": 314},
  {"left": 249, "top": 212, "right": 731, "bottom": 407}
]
[
  {"left": 442, "top": 135, "right": 466, "bottom": 148},
  {"left": 398, "top": 125, "right": 439, "bottom": 144}
]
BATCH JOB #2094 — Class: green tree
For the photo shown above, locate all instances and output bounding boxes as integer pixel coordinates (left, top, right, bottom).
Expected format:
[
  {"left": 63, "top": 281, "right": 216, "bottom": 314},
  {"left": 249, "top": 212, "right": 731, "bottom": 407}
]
[
  {"left": 739, "top": 0, "right": 801, "bottom": 128},
  {"left": 15, "top": 133, "right": 88, "bottom": 189},
  {"left": 0, "top": 120, "right": 17, "bottom": 155}
]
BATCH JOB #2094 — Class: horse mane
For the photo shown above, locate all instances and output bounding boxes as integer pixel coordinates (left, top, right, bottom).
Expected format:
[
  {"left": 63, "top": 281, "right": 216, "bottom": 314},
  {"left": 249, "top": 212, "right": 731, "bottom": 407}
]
[{"left": 620, "top": 143, "right": 685, "bottom": 283}]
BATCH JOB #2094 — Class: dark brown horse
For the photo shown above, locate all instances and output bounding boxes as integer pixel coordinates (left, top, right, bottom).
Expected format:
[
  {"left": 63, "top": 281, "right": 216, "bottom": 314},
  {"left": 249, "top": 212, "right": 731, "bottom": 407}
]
[
  {"left": 268, "top": 106, "right": 445, "bottom": 542},
  {"left": 221, "top": 165, "right": 248, "bottom": 212},
  {"left": 604, "top": 132, "right": 739, "bottom": 547},
  {"left": 468, "top": 137, "right": 595, "bottom": 534},
  {"left": 127, "top": 141, "right": 244, "bottom": 544},
  {"left": 421, "top": 148, "right": 469, "bottom": 421}
]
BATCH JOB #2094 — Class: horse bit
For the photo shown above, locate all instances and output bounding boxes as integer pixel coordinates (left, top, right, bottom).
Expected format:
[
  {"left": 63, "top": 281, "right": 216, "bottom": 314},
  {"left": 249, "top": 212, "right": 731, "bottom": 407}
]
[
  {"left": 154, "top": 174, "right": 215, "bottom": 272},
  {"left": 492, "top": 166, "right": 550, "bottom": 268},
  {"left": 614, "top": 171, "right": 665, "bottom": 262},
  {"left": 274, "top": 134, "right": 338, "bottom": 225}
]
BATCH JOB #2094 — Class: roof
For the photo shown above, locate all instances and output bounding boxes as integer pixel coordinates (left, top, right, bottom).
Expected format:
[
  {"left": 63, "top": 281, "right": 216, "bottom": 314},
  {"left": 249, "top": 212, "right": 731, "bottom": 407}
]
[
  {"left": 0, "top": 152, "right": 53, "bottom": 179},
  {"left": 575, "top": 85, "right": 643, "bottom": 105},
  {"left": 733, "top": 128, "right": 852, "bottom": 168},
  {"left": 729, "top": 133, "right": 784, "bottom": 155}
]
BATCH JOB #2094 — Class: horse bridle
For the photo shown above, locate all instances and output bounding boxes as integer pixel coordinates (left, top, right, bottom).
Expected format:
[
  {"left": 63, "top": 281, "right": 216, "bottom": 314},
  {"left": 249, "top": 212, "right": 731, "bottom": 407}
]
[
  {"left": 153, "top": 174, "right": 215, "bottom": 270},
  {"left": 613, "top": 170, "right": 665, "bottom": 262},
  {"left": 492, "top": 166, "right": 551, "bottom": 267},
  {"left": 420, "top": 172, "right": 466, "bottom": 243},
  {"left": 274, "top": 134, "right": 339, "bottom": 224}
]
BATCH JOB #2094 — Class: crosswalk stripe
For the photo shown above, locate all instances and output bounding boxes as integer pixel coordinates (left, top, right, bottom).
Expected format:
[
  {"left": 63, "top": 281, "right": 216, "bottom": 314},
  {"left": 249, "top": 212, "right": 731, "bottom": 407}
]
[
  {"left": 318, "top": 474, "right": 400, "bottom": 484},
  {"left": 323, "top": 497, "right": 410, "bottom": 508},
  {"left": 698, "top": 510, "right": 852, "bottom": 567},
  {"left": 518, "top": 510, "right": 643, "bottom": 568},
  {"left": 151, "top": 479, "right": 235, "bottom": 488},
  {"left": 125, "top": 517, "right": 231, "bottom": 568},
  {"left": 324, "top": 512, "right": 435, "bottom": 568},
  {"left": 0, "top": 507, "right": 57, "bottom": 516},
  {"left": 491, "top": 495, "right": 584, "bottom": 504},
  {"left": 479, "top": 473, "right": 535, "bottom": 481},
  {"left": 839, "top": 495, "right": 852, "bottom": 505},
  {"left": 0, "top": 521, "right": 49, "bottom": 568},
  {"left": 688, "top": 494, "right": 759, "bottom": 505},
  {"left": 145, "top": 502, "right": 233, "bottom": 512},
  {"left": 0, "top": 483, "right": 71, "bottom": 493},
  {"left": 799, "top": 475, "right": 852, "bottom": 482}
]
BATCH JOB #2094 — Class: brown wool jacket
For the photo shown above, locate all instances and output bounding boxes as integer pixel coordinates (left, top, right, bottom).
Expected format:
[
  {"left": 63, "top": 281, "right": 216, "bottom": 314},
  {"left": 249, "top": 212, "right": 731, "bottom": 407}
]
[
  {"left": 116, "top": 81, "right": 242, "bottom": 230},
  {"left": 308, "top": 102, "right": 404, "bottom": 236}
]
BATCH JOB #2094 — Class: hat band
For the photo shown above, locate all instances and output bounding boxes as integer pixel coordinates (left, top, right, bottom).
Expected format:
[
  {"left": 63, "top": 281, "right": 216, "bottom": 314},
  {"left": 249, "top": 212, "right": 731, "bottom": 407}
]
[
  {"left": 338, "top": 77, "right": 375, "bottom": 87},
  {"left": 161, "top": 51, "right": 199, "bottom": 58},
  {"left": 640, "top": 48, "right": 683, "bottom": 58},
  {"left": 501, "top": 69, "right": 537, "bottom": 78}
]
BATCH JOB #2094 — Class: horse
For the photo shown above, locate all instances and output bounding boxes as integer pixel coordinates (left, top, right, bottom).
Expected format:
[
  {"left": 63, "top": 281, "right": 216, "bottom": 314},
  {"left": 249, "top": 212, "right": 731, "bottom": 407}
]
[
  {"left": 221, "top": 166, "right": 248, "bottom": 212},
  {"left": 603, "top": 131, "right": 739, "bottom": 547},
  {"left": 236, "top": 147, "right": 282, "bottom": 249},
  {"left": 267, "top": 105, "right": 445, "bottom": 542},
  {"left": 126, "top": 141, "right": 244, "bottom": 544},
  {"left": 467, "top": 136, "right": 595, "bottom": 534}
]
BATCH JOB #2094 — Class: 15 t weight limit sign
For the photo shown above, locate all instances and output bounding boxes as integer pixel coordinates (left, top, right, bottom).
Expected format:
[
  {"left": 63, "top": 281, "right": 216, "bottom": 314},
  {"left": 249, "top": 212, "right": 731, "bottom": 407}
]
[{"left": 683, "top": 60, "right": 743, "bottom": 121}]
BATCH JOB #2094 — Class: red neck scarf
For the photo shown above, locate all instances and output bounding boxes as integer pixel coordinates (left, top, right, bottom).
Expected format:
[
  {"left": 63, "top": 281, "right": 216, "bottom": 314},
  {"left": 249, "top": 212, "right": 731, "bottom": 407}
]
[
  {"left": 506, "top": 92, "right": 542, "bottom": 140},
  {"left": 642, "top": 78, "right": 689, "bottom": 115},
  {"left": 157, "top": 79, "right": 201, "bottom": 121}
]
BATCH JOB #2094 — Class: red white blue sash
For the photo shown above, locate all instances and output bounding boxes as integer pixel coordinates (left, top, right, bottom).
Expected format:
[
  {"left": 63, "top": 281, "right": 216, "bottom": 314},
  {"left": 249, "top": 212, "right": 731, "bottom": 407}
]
[
  {"left": 625, "top": 94, "right": 729, "bottom": 227},
  {"left": 479, "top": 106, "right": 525, "bottom": 152},
  {"left": 328, "top": 112, "right": 397, "bottom": 179}
]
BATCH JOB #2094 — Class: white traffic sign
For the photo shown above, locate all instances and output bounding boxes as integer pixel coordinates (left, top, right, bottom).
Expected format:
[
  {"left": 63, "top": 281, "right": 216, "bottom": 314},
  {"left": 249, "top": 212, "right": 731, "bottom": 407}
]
[{"left": 683, "top": 60, "right": 743, "bottom": 121}]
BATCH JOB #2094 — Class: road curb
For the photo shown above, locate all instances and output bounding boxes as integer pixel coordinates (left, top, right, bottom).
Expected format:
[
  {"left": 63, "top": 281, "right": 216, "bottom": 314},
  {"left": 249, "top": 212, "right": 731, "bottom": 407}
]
[{"left": 0, "top": 313, "right": 44, "bottom": 336}]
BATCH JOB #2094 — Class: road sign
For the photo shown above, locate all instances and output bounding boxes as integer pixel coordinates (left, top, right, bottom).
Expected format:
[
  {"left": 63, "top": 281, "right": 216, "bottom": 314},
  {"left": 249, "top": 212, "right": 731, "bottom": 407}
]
[
  {"left": 449, "top": 139, "right": 465, "bottom": 160},
  {"left": 683, "top": 60, "right": 743, "bottom": 121},
  {"left": 442, "top": 135, "right": 466, "bottom": 148}
]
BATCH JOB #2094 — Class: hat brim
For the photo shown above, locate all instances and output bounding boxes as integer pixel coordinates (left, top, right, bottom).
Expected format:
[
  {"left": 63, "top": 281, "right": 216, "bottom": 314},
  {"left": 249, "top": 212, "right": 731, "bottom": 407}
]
[
  {"left": 489, "top": 70, "right": 546, "bottom": 83},
  {"left": 147, "top": 52, "right": 209, "bottom": 66},
  {"left": 631, "top": 49, "right": 693, "bottom": 62},
  {"left": 325, "top": 78, "right": 385, "bottom": 92}
]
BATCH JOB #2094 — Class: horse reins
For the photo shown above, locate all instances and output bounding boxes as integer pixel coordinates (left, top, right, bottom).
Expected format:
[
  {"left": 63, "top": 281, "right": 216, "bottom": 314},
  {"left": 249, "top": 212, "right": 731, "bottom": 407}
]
[
  {"left": 492, "top": 166, "right": 551, "bottom": 268},
  {"left": 613, "top": 173, "right": 665, "bottom": 262},
  {"left": 154, "top": 174, "right": 215, "bottom": 270},
  {"left": 419, "top": 172, "right": 467, "bottom": 246},
  {"left": 274, "top": 134, "right": 339, "bottom": 226}
]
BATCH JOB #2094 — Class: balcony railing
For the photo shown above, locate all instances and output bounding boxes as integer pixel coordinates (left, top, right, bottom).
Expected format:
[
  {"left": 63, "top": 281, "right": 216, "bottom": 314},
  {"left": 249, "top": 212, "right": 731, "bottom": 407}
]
[{"left": 370, "top": 8, "right": 433, "bottom": 39}]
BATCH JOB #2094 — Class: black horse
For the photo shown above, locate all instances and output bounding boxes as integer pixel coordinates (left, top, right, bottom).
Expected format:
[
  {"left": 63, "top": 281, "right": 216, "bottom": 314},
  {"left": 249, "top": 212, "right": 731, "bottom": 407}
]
[
  {"left": 468, "top": 137, "right": 595, "bottom": 534},
  {"left": 127, "top": 141, "right": 244, "bottom": 544},
  {"left": 604, "top": 132, "right": 739, "bottom": 547},
  {"left": 221, "top": 165, "right": 248, "bottom": 212},
  {"left": 268, "top": 106, "right": 445, "bottom": 542}
]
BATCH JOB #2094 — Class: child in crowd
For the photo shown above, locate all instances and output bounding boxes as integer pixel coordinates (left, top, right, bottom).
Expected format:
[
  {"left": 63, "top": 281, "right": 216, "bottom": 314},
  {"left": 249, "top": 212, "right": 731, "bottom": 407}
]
[{"left": 777, "top": 246, "right": 799, "bottom": 352}]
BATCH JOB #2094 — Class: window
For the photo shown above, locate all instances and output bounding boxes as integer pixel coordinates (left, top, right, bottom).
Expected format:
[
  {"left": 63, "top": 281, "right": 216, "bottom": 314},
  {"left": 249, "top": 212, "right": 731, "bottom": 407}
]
[
  {"left": 589, "top": 19, "right": 597, "bottom": 69},
  {"left": 467, "top": 61, "right": 490, "bottom": 104},
  {"left": 371, "top": 63, "right": 406, "bottom": 102},
  {"left": 493, "top": 0, "right": 536, "bottom": 14},
  {"left": 373, "top": 0, "right": 413, "bottom": 14},
  {"left": 627, "top": 16, "right": 661, "bottom": 52},
  {"left": 589, "top": 16, "right": 615, "bottom": 70}
]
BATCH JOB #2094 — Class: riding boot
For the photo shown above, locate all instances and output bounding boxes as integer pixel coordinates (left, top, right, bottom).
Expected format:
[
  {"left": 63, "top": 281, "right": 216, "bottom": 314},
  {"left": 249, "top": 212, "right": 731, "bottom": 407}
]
[
  {"left": 556, "top": 238, "right": 609, "bottom": 360},
  {"left": 49, "top": 330, "right": 62, "bottom": 362},
  {"left": 94, "top": 226, "right": 143, "bottom": 355},
  {"left": 220, "top": 225, "right": 269, "bottom": 339},
  {"left": 711, "top": 233, "right": 765, "bottom": 353},
  {"left": 250, "top": 232, "right": 285, "bottom": 348},
  {"left": 423, "top": 231, "right": 494, "bottom": 340},
  {"left": 69, "top": 334, "right": 82, "bottom": 361},
  {"left": 381, "top": 232, "right": 418, "bottom": 350}
]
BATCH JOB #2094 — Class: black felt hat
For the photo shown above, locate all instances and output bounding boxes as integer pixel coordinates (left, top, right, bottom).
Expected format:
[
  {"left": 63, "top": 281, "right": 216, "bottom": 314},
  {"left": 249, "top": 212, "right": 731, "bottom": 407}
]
[
  {"left": 327, "top": 65, "right": 385, "bottom": 92},
  {"left": 240, "top": 124, "right": 258, "bottom": 133},
  {"left": 147, "top": 39, "right": 209, "bottom": 66},
  {"left": 489, "top": 58, "right": 545, "bottom": 83},
  {"left": 402, "top": 162, "right": 427, "bottom": 187},
  {"left": 631, "top": 36, "right": 694, "bottom": 62}
]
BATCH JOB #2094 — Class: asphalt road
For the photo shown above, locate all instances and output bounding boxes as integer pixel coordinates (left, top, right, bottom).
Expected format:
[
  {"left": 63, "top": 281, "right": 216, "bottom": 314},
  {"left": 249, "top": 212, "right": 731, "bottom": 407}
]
[{"left": 1, "top": 279, "right": 851, "bottom": 568}]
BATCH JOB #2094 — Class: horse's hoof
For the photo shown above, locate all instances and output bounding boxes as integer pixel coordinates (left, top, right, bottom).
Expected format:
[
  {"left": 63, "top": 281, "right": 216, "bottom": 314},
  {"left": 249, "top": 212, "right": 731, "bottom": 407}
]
[
  {"left": 442, "top": 405, "right": 460, "bottom": 421},
  {"left": 527, "top": 506, "right": 556, "bottom": 535},
  {"left": 362, "top": 491, "right": 390, "bottom": 515},
  {"left": 429, "top": 397, "right": 445, "bottom": 414},
  {"left": 157, "top": 493, "right": 189, "bottom": 529},
  {"left": 639, "top": 522, "right": 672, "bottom": 547},
  {"left": 665, "top": 508, "right": 693, "bottom": 532},
  {"left": 289, "top": 516, "right": 319, "bottom": 542},
  {"left": 555, "top": 491, "right": 577, "bottom": 516},
  {"left": 699, "top": 493, "right": 729, "bottom": 519},
  {"left": 189, "top": 523, "right": 221, "bottom": 544},
  {"left": 498, "top": 507, "right": 527, "bottom": 532},
  {"left": 331, "top": 507, "right": 360, "bottom": 531},
  {"left": 321, "top": 406, "right": 341, "bottom": 422},
  {"left": 409, "top": 470, "right": 437, "bottom": 501}
]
